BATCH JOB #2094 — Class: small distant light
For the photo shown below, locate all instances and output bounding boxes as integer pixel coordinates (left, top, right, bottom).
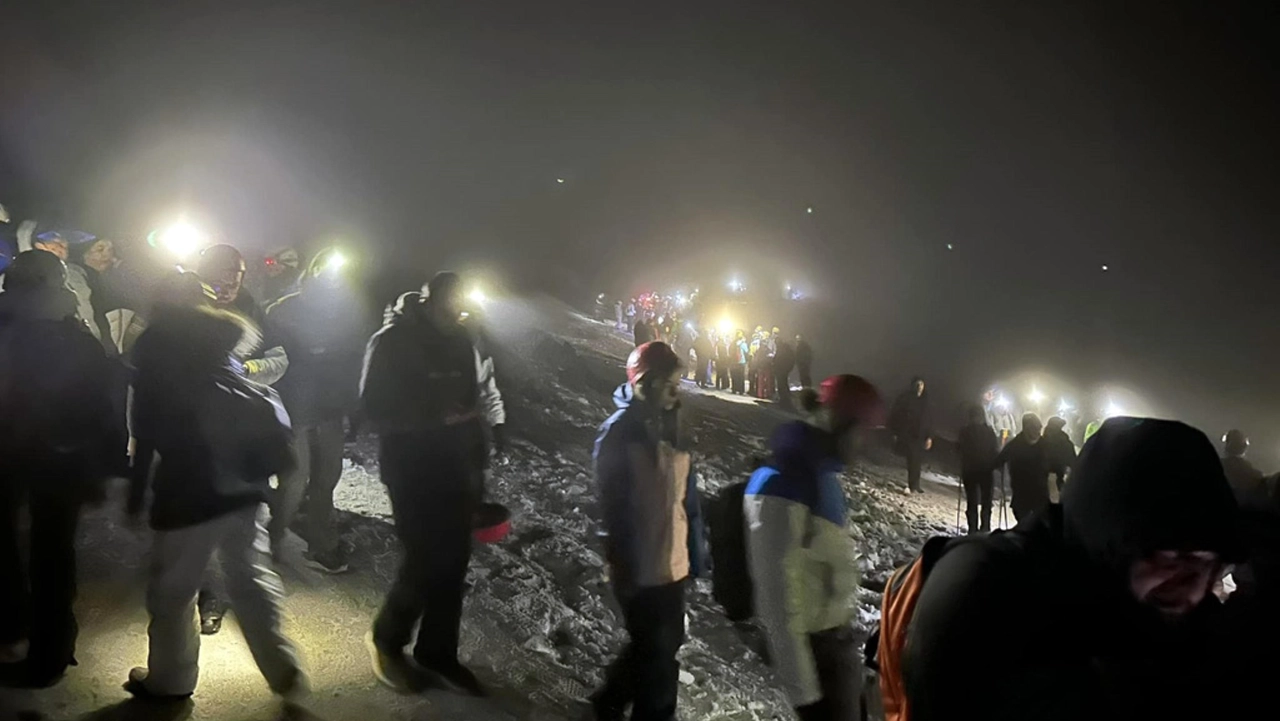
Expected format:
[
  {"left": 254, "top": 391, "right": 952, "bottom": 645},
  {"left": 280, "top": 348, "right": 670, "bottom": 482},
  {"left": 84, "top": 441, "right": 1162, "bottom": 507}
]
[
  {"left": 946, "top": 243, "right": 954, "bottom": 251},
  {"left": 806, "top": 207, "right": 814, "bottom": 214},
  {"left": 556, "top": 178, "right": 566, "bottom": 184},
  {"left": 1101, "top": 264, "right": 1109, "bottom": 272}
]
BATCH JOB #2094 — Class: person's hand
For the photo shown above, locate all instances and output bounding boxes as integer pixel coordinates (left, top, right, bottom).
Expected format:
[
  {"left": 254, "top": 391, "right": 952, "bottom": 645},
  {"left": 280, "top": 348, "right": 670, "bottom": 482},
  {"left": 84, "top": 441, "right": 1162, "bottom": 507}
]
[{"left": 924, "top": 438, "right": 933, "bottom": 451}]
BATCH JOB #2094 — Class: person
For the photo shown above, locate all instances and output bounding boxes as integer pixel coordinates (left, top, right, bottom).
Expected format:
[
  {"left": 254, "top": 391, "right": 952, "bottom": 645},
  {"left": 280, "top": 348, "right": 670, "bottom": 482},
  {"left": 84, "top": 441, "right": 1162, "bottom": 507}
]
[
  {"left": 194, "top": 243, "right": 288, "bottom": 634},
  {"left": 197, "top": 244, "right": 288, "bottom": 386},
  {"left": 124, "top": 294, "right": 304, "bottom": 701},
  {"left": 957, "top": 405, "right": 999, "bottom": 534},
  {"left": 755, "top": 330, "right": 775, "bottom": 400},
  {"left": 633, "top": 313, "right": 655, "bottom": 347},
  {"left": 1220, "top": 429, "right": 1265, "bottom": 501},
  {"left": 66, "top": 235, "right": 121, "bottom": 350},
  {"left": 731, "top": 331, "right": 749, "bottom": 395},
  {"left": 265, "top": 247, "right": 368, "bottom": 573},
  {"left": 772, "top": 332, "right": 795, "bottom": 409},
  {"left": 982, "top": 389, "right": 1018, "bottom": 446},
  {"left": 715, "top": 332, "right": 731, "bottom": 391},
  {"left": 993, "top": 413, "right": 1048, "bottom": 522},
  {"left": 903, "top": 417, "right": 1242, "bottom": 721},
  {"left": 360, "top": 272, "right": 504, "bottom": 696},
  {"left": 692, "top": 328, "right": 714, "bottom": 388},
  {"left": 0, "top": 250, "right": 116, "bottom": 688},
  {"left": 746, "top": 375, "right": 882, "bottom": 720},
  {"left": 890, "top": 377, "right": 932, "bottom": 494},
  {"left": 614, "top": 299, "right": 625, "bottom": 330},
  {"left": 794, "top": 334, "right": 813, "bottom": 389},
  {"left": 32, "top": 232, "right": 98, "bottom": 342},
  {"left": 590, "top": 341, "right": 704, "bottom": 721},
  {"left": 259, "top": 247, "right": 303, "bottom": 308},
  {"left": 1041, "top": 416, "right": 1077, "bottom": 494}
]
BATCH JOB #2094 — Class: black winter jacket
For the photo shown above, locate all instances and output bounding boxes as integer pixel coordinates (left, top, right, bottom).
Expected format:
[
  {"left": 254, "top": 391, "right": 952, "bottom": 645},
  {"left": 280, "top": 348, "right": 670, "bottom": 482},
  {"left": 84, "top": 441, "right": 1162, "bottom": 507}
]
[
  {"left": 904, "top": 418, "right": 1241, "bottom": 721},
  {"left": 267, "top": 282, "right": 369, "bottom": 425}
]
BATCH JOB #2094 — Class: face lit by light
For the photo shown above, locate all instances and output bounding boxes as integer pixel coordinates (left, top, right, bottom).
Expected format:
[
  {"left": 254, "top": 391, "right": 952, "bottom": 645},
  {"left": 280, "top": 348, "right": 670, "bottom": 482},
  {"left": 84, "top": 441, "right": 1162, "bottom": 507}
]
[{"left": 1130, "top": 551, "right": 1221, "bottom": 621}]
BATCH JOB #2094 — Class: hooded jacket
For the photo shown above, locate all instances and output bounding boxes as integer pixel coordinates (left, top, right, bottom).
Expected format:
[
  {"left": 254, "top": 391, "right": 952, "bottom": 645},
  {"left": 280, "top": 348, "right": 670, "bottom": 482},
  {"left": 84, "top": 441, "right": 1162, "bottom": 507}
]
[
  {"left": 593, "top": 383, "right": 704, "bottom": 596},
  {"left": 994, "top": 431, "right": 1049, "bottom": 510},
  {"left": 0, "top": 286, "right": 115, "bottom": 484},
  {"left": 745, "top": 419, "right": 858, "bottom": 707},
  {"left": 890, "top": 384, "right": 930, "bottom": 443},
  {"left": 903, "top": 418, "right": 1241, "bottom": 721},
  {"left": 131, "top": 306, "right": 294, "bottom": 530},
  {"left": 957, "top": 420, "right": 999, "bottom": 478},
  {"left": 266, "top": 280, "right": 369, "bottom": 425},
  {"left": 360, "top": 293, "right": 504, "bottom": 438}
]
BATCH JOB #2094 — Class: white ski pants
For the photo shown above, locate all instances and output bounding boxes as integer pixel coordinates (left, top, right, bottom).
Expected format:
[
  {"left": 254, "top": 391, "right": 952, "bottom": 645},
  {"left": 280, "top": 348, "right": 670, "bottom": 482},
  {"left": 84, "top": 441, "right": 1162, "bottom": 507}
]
[{"left": 143, "top": 504, "right": 300, "bottom": 695}]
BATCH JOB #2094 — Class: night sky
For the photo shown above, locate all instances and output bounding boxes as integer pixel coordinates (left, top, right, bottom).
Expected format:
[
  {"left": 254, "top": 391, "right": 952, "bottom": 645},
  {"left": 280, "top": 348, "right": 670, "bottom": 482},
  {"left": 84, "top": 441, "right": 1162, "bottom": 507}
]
[{"left": 3, "top": 1, "right": 1278, "bottom": 456}]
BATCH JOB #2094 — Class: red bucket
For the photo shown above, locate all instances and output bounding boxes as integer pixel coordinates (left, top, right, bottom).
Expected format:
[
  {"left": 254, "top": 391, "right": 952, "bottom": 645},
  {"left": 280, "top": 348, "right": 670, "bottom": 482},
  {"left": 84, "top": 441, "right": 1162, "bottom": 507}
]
[{"left": 473, "top": 502, "right": 512, "bottom": 544}]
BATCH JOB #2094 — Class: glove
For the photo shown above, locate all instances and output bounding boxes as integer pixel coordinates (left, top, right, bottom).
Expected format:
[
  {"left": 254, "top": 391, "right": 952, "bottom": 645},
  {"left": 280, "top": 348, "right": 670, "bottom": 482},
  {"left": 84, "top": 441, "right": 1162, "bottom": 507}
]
[{"left": 244, "top": 359, "right": 263, "bottom": 377}]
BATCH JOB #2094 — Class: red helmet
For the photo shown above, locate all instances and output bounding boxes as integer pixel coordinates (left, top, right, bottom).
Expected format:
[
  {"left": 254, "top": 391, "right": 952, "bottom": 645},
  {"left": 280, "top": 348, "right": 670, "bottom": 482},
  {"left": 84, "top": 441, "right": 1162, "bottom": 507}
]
[
  {"left": 627, "top": 341, "right": 681, "bottom": 386},
  {"left": 819, "top": 374, "right": 885, "bottom": 428}
]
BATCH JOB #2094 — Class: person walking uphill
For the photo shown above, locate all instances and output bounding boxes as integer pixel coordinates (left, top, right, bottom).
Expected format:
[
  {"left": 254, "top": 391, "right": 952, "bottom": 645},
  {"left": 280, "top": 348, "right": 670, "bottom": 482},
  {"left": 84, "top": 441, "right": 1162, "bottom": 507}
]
[
  {"left": 125, "top": 301, "right": 304, "bottom": 701},
  {"left": 994, "top": 413, "right": 1049, "bottom": 522},
  {"left": 360, "top": 271, "right": 505, "bottom": 696},
  {"left": 746, "top": 375, "right": 883, "bottom": 720},
  {"left": 890, "top": 377, "right": 932, "bottom": 494},
  {"left": 0, "top": 250, "right": 116, "bottom": 688},
  {"left": 957, "top": 405, "right": 999, "bottom": 534},
  {"left": 590, "top": 341, "right": 705, "bottom": 721},
  {"left": 903, "top": 418, "right": 1242, "bottom": 721},
  {"left": 266, "top": 247, "right": 369, "bottom": 573}
]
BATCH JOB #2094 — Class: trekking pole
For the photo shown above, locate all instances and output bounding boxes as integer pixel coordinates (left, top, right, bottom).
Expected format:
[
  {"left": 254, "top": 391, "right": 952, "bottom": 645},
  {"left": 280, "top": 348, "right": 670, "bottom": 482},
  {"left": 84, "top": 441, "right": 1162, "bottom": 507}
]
[
  {"left": 955, "top": 478, "right": 964, "bottom": 535},
  {"left": 999, "top": 467, "right": 1008, "bottom": 529}
]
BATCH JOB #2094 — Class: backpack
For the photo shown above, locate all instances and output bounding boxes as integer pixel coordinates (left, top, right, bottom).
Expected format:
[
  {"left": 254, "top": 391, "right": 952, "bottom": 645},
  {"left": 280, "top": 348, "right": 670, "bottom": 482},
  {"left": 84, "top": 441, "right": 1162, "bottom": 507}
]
[
  {"left": 709, "top": 480, "right": 754, "bottom": 621},
  {"left": 867, "top": 535, "right": 954, "bottom": 721}
]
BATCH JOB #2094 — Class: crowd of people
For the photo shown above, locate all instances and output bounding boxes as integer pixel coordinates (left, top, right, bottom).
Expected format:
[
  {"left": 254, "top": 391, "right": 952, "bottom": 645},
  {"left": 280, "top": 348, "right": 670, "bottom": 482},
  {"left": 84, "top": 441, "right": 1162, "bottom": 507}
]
[
  {"left": 0, "top": 208, "right": 507, "bottom": 702},
  {"left": 626, "top": 305, "right": 814, "bottom": 408},
  {"left": 2, "top": 203, "right": 1279, "bottom": 720}
]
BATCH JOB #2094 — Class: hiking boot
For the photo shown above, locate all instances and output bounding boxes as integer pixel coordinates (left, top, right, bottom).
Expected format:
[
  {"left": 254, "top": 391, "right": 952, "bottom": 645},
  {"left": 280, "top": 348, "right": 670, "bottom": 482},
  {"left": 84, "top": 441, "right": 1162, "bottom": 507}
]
[
  {"left": 365, "top": 633, "right": 429, "bottom": 693},
  {"left": 414, "top": 657, "right": 487, "bottom": 697},
  {"left": 199, "top": 602, "right": 224, "bottom": 636},
  {"left": 123, "top": 667, "right": 193, "bottom": 701},
  {"left": 304, "top": 546, "right": 350, "bottom": 574}
]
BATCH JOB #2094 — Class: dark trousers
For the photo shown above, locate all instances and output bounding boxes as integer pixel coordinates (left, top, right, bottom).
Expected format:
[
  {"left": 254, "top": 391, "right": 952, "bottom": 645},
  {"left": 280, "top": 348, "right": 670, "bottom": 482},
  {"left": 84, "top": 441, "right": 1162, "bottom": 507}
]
[
  {"left": 798, "top": 364, "right": 813, "bottom": 389},
  {"left": 905, "top": 447, "right": 923, "bottom": 492},
  {"left": 962, "top": 472, "right": 994, "bottom": 533},
  {"left": 795, "top": 626, "right": 865, "bottom": 721},
  {"left": 0, "top": 475, "right": 82, "bottom": 674},
  {"left": 373, "top": 431, "right": 477, "bottom": 665},
  {"left": 593, "top": 581, "right": 686, "bottom": 721},
  {"left": 270, "top": 417, "right": 346, "bottom": 555},
  {"left": 1010, "top": 476, "right": 1049, "bottom": 524},
  {"left": 715, "top": 363, "right": 730, "bottom": 390},
  {"left": 731, "top": 366, "right": 746, "bottom": 394},
  {"left": 694, "top": 357, "right": 710, "bottom": 387},
  {"left": 775, "top": 370, "right": 793, "bottom": 408}
]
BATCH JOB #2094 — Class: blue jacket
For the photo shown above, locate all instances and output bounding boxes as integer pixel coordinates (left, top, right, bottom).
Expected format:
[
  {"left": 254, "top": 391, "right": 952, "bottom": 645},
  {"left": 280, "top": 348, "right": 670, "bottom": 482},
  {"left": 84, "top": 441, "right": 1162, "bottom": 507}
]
[
  {"left": 745, "top": 420, "right": 859, "bottom": 707},
  {"left": 594, "top": 383, "right": 705, "bottom": 595}
]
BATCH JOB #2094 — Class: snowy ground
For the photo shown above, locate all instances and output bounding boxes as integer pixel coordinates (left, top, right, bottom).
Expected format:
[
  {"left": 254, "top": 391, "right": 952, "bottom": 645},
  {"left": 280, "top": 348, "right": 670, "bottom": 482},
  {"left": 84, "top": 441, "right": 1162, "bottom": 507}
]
[{"left": 1, "top": 296, "right": 988, "bottom": 721}]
